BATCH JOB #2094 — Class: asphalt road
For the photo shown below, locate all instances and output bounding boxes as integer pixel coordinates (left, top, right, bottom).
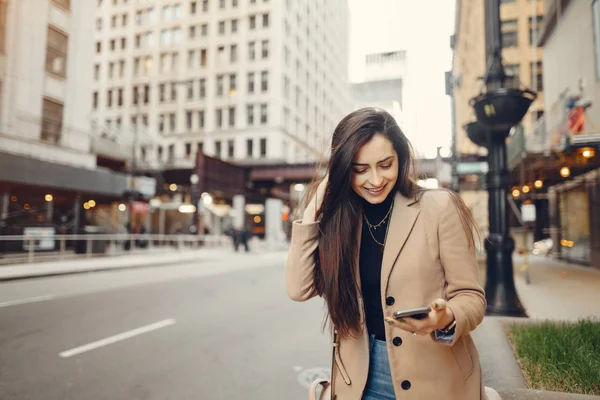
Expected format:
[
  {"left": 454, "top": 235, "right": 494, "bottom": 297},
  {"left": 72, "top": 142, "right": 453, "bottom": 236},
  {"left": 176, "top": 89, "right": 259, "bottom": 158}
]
[{"left": 0, "top": 251, "right": 331, "bottom": 400}]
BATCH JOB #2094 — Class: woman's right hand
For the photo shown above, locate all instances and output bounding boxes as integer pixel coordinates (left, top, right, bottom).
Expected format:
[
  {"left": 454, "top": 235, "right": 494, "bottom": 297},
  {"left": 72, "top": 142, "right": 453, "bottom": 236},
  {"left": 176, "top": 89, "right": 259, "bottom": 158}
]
[{"left": 303, "top": 174, "right": 329, "bottom": 223}]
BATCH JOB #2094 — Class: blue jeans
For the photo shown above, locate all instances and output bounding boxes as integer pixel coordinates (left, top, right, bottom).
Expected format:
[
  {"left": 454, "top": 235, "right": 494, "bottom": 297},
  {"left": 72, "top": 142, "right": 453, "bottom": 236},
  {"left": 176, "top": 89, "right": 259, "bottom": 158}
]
[{"left": 362, "top": 335, "right": 397, "bottom": 400}]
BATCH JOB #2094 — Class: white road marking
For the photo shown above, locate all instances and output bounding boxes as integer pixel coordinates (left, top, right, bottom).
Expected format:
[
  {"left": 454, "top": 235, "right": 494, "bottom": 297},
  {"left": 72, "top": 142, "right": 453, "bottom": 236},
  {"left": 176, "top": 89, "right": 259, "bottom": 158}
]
[
  {"left": 0, "top": 295, "right": 55, "bottom": 308},
  {"left": 59, "top": 318, "right": 176, "bottom": 358}
]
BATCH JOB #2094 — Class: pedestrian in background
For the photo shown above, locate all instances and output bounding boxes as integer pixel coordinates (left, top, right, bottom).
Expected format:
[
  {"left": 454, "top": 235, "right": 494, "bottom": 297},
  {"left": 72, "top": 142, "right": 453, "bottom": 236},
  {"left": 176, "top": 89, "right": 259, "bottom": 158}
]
[
  {"left": 234, "top": 225, "right": 250, "bottom": 253},
  {"left": 286, "top": 108, "right": 487, "bottom": 399}
]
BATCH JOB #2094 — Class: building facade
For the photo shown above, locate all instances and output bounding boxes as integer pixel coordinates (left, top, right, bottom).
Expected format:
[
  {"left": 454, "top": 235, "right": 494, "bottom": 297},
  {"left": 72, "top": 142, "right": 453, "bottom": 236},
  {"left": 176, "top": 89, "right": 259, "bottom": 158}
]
[
  {"left": 0, "top": 0, "right": 151, "bottom": 238},
  {"left": 91, "top": 0, "right": 351, "bottom": 170},
  {"left": 538, "top": 0, "right": 600, "bottom": 269},
  {"left": 449, "top": 0, "right": 545, "bottom": 235}
]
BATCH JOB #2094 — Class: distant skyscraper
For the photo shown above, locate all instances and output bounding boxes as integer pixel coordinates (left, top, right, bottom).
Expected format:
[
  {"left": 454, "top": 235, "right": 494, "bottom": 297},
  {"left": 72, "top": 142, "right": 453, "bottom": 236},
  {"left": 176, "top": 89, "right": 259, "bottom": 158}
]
[{"left": 352, "top": 50, "right": 406, "bottom": 129}]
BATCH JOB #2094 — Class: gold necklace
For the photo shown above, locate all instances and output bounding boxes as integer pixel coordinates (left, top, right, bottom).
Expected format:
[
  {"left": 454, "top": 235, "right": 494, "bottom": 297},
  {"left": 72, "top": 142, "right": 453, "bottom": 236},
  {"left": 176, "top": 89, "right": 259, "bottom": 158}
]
[
  {"left": 363, "top": 202, "right": 394, "bottom": 253},
  {"left": 363, "top": 202, "right": 393, "bottom": 230}
]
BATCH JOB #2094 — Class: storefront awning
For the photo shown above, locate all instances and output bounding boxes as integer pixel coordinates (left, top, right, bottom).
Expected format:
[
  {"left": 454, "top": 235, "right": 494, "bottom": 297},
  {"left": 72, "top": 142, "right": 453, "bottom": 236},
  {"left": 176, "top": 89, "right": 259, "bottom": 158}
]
[{"left": 0, "top": 152, "right": 136, "bottom": 197}]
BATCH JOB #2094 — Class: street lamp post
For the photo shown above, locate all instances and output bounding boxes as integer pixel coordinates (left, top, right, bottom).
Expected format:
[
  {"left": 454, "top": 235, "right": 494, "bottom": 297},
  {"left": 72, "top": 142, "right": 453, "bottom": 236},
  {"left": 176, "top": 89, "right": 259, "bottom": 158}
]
[{"left": 466, "top": 0, "right": 536, "bottom": 317}]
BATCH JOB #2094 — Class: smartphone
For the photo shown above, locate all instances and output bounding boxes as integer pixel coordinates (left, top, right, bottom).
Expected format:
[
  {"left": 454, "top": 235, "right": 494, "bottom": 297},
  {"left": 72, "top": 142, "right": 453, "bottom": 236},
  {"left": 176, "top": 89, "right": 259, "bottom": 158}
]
[{"left": 393, "top": 306, "right": 432, "bottom": 320}]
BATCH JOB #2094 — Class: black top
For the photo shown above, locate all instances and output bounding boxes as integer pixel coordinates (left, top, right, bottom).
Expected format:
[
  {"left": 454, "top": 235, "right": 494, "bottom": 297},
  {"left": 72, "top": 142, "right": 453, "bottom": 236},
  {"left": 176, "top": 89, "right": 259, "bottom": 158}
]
[{"left": 359, "top": 191, "right": 395, "bottom": 341}]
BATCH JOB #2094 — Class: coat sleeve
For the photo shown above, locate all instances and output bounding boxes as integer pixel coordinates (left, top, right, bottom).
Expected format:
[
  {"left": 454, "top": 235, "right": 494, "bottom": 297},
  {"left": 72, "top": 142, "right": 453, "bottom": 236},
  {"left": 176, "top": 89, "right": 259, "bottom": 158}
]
[
  {"left": 285, "top": 219, "right": 321, "bottom": 302},
  {"left": 434, "top": 192, "right": 486, "bottom": 346}
]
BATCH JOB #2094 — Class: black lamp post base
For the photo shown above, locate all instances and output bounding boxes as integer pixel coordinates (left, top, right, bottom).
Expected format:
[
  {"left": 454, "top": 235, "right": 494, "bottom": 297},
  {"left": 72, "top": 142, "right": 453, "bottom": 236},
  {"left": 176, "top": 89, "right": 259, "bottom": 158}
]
[{"left": 484, "top": 235, "right": 528, "bottom": 317}]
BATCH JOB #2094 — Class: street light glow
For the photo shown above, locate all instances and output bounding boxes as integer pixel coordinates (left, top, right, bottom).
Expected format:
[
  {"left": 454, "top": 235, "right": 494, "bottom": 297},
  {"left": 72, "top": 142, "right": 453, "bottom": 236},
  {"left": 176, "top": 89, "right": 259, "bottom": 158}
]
[
  {"left": 178, "top": 204, "right": 196, "bottom": 213},
  {"left": 45, "top": 194, "right": 53, "bottom": 202},
  {"left": 88, "top": 200, "right": 96, "bottom": 207},
  {"left": 201, "top": 192, "right": 213, "bottom": 205},
  {"left": 169, "top": 184, "right": 178, "bottom": 191},
  {"left": 560, "top": 166, "right": 570, "bottom": 178},
  {"left": 534, "top": 179, "right": 543, "bottom": 189},
  {"left": 293, "top": 183, "right": 305, "bottom": 192},
  {"left": 118, "top": 203, "right": 127, "bottom": 212}
]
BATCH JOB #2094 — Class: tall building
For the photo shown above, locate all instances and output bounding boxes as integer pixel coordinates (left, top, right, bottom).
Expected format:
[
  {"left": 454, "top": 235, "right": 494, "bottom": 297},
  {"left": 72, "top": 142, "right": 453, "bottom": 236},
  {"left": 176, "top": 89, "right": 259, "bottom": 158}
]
[
  {"left": 448, "top": 0, "right": 545, "bottom": 234},
  {"left": 91, "top": 0, "right": 351, "bottom": 170},
  {"left": 352, "top": 50, "right": 406, "bottom": 129},
  {"left": 0, "top": 0, "right": 152, "bottom": 235}
]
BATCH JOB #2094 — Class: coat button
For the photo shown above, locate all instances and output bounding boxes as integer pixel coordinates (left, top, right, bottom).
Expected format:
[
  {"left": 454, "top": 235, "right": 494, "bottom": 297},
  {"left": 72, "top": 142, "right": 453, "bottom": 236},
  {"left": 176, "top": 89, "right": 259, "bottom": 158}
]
[
  {"left": 392, "top": 337, "right": 402, "bottom": 346},
  {"left": 401, "top": 380, "right": 411, "bottom": 390},
  {"left": 385, "top": 296, "right": 395, "bottom": 306}
]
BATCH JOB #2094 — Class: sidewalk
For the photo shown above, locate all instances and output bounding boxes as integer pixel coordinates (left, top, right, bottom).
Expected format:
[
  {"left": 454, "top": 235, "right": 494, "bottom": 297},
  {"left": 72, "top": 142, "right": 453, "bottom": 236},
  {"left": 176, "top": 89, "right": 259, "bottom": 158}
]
[
  {"left": 512, "top": 254, "right": 600, "bottom": 320},
  {"left": 0, "top": 239, "right": 290, "bottom": 282},
  {"left": 474, "top": 255, "right": 600, "bottom": 399}
]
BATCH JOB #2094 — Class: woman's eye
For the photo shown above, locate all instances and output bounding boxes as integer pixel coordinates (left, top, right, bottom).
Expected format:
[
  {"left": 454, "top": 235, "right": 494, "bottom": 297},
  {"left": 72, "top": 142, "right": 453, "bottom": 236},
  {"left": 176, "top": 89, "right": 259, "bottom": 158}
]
[
  {"left": 353, "top": 169, "right": 367, "bottom": 174},
  {"left": 380, "top": 164, "right": 392, "bottom": 169}
]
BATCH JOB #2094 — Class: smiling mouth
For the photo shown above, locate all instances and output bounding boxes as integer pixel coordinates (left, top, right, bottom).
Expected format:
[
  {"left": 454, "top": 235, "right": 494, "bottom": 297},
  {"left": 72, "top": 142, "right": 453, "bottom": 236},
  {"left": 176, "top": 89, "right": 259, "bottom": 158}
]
[{"left": 365, "top": 185, "right": 386, "bottom": 194}]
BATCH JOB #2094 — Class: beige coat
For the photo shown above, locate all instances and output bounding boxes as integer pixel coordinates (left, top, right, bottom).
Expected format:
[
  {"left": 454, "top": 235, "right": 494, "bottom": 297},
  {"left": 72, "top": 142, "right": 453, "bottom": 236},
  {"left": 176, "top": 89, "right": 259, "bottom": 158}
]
[{"left": 286, "top": 190, "right": 486, "bottom": 400}]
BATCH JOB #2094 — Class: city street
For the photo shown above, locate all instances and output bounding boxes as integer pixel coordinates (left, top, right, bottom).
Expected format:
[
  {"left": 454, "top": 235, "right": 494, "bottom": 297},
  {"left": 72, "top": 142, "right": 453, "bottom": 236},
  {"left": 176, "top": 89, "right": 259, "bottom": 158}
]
[{"left": 0, "top": 251, "right": 331, "bottom": 400}]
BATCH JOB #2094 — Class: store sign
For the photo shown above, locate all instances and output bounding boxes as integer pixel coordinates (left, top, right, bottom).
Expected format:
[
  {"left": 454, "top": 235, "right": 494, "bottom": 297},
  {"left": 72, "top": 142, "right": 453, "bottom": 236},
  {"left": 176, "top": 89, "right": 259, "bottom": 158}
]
[
  {"left": 132, "top": 201, "right": 150, "bottom": 214},
  {"left": 456, "top": 162, "right": 489, "bottom": 175},
  {"left": 23, "top": 227, "right": 56, "bottom": 250}
]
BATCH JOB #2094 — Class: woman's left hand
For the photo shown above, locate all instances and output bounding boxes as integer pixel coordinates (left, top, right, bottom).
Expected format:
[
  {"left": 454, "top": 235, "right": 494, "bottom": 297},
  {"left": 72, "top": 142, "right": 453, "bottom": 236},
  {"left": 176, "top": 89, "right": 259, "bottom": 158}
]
[{"left": 384, "top": 298, "right": 455, "bottom": 336}]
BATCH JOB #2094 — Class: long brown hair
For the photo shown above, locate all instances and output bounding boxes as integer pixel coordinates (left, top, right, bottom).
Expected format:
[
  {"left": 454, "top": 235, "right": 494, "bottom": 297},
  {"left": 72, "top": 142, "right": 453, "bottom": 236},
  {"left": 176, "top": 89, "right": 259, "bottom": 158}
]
[{"left": 310, "top": 107, "right": 478, "bottom": 339}]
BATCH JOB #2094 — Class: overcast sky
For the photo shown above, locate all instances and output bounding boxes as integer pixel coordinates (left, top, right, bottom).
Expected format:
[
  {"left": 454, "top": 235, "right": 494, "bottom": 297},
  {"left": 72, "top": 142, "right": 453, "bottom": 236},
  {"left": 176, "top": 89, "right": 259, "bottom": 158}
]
[{"left": 348, "top": 0, "right": 456, "bottom": 159}]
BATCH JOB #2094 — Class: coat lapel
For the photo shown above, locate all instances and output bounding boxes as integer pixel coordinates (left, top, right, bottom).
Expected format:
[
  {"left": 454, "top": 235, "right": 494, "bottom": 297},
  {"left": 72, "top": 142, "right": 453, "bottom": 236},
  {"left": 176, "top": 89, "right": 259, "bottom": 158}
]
[{"left": 381, "top": 192, "right": 420, "bottom": 294}]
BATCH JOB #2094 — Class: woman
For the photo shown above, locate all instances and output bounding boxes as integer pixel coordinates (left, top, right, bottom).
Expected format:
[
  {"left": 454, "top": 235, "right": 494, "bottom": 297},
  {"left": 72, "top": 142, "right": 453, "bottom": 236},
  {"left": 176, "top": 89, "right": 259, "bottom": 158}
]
[{"left": 286, "top": 108, "right": 486, "bottom": 399}]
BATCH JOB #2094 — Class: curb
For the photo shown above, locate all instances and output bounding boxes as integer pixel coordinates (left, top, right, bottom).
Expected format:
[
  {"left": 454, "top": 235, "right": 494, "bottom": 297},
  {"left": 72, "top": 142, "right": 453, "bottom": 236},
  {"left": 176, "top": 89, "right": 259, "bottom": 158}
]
[
  {"left": 0, "top": 257, "right": 216, "bottom": 282},
  {"left": 499, "top": 388, "right": 600, "bottom": 399}
]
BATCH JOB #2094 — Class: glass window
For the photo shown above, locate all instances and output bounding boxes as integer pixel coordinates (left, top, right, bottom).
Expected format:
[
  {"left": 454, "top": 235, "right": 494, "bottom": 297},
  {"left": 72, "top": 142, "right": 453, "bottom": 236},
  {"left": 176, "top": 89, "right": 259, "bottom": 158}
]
[
  {"left": 246, "top": 138, "right": 253, "bottom": 157},
  {"left": 215, "top": 109, "right": 223, "bottom": 128},
  {"left": 229, "top": 74, "right": 236, "bottom": 94},
  {"left": 46, "top": 27, "right": 68, "bottom": 78},
  {"left": 248, "top": 41, "right": 255, "bottom": 61},
  {"left": 247, "top": 104, "right": 254, "bottom": 125},
  {"left": 261, "top": 71, "right": 268, "bottom": 92},
  {"left": 198, "top": 110, "right": 205, "bottom": 128},
  {"left": 501, "top": 19, "right": 518, "bottom": 48},
  {"left": 259, "top": 137, "right": 267, "bottom": 156},
  {"left": 228, "top": 107, "right": 235, "bottom": 127},
  {"left": 248, "top": 72, "right": 255, "bottom": 93},
  {"left": 216, "top": 75, "right": 224, "bottom": 96},
  {"left": 199, "top": 78, "right": 206, "bottom": 98},
  {"left": 227, "top": 139, "right": 234, "bottom": 157},
  {"left": 260, "top": 103, "right": 267, "bottom": 124},
  {"left": 186, "top": 111, "right": 193, "bottom": 130},
  {"left": 230, "top": 44, "right": 237, "bottom": 62}
]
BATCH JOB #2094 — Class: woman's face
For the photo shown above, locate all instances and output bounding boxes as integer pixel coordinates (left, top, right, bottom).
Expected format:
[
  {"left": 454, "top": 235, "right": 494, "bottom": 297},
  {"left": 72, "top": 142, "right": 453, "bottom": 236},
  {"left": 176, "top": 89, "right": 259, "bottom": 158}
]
[{"left": 351, "top": 134, "right": 399, "bottom": 204}]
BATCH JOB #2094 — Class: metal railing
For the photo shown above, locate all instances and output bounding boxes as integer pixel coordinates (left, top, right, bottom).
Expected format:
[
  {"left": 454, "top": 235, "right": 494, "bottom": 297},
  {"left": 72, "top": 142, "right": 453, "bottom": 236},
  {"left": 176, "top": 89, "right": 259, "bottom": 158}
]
[{"left": 0, "top": 233, "right": 232, "bottom": 265}]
